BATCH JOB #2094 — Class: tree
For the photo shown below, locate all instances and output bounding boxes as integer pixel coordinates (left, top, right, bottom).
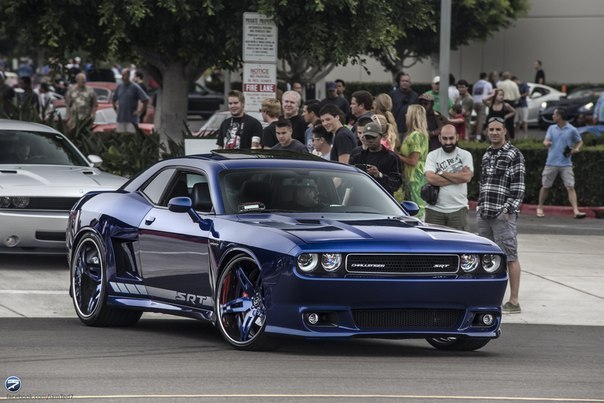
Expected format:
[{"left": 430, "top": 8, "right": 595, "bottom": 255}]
[
  {"left": 1, "top": 0, "right": 416, "bottom": 145},
  {"left": 374, "top": 0, "right": 530, "bottom": 79}
]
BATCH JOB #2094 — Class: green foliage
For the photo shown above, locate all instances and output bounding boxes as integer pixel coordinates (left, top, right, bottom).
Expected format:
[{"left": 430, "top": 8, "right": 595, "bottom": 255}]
[{"left": 461, "top": 140, "right": 604, "bottom": 207}]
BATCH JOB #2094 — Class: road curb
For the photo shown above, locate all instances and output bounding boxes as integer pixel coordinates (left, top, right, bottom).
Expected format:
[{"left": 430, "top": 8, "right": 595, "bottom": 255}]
[{"left": 468, "top": 201, "right": 603, "bottom": 218}]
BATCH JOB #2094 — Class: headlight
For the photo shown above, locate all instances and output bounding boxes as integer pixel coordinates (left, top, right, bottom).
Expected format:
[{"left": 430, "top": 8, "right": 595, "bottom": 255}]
[
  {"left": 580, "top": 102, "right": 594, "bottom": 112},
  {"left": 321, "top": 253, "right": 342, "bottom": 272},
  {"left": 540, "top": 102, "right": 547, "bottom": 110},
  {"left": 460, "top": 254, "right": 480, "bottom": 272},
  {"left": 482, "top": 254, "right": 502, "bottom": 273},
  {"left": 11, "top": 197, "right": 30, "bottom": 208},
  {"left": 0, "top": 196, "right": 30, "bottom": 208},
  {"left": 297, "top": 253, "right": 318, "bottom": 273}
]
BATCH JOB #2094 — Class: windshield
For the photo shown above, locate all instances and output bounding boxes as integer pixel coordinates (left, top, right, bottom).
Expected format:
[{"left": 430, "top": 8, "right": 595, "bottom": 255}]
[
  {"left": 219, "top": 168, "right": 405, "bottom": 216},
  {"left": 567, "top": 89, "right": 596, "bottom": 100},
  {"left": 0, "top": 130, "right": 88, "bottom": 166}
]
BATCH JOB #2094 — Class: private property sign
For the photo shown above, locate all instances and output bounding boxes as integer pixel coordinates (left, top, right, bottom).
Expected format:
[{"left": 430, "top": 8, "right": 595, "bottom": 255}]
[
  {"left": 243, "top": 12, "right": 278, "bottom": 63},
  {"left": 242, "top": 63, "right": 277, "bottom": 112},
  {"left": 243, "top": 12, "right": 277, "bottom": 113}
]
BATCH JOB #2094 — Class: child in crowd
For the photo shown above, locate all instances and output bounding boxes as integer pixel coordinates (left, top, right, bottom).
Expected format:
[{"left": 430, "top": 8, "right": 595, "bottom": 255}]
[{"left": 448, "top": 104, "right": 466, "bottom": 140}]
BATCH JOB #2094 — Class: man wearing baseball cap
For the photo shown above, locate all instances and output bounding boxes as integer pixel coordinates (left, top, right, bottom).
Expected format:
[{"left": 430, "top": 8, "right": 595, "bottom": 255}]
[
  {"left": 349, "top": 121, "right": 402, "bottom": 195},
  {"left": 320, "top": 81, "right": 350, "bottom": 118},
  {"left": 422, "top": 75, "right": 452, "bottom": 114}
]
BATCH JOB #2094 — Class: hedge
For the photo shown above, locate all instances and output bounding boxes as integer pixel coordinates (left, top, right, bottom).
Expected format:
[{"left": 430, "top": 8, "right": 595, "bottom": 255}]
[{"left": 461, "top": 140, "right": 604, "bottom": 207}]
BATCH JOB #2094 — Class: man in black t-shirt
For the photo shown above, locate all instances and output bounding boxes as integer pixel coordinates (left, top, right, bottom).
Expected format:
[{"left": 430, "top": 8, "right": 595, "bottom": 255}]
[
  {"left": 272, "top": 119, "right": 309, "bottom": 153},
  {"left": 282, "top": 90, "right": 307, "bottom": 143},
  {"left": 319, "top": 104, "right": 356, "bottom": 164},
  {"left": 216, "top": 90, "right": 263, "bottom": 149},
  {"left": 349, "top": 122, "right": 402, "bottom": 195}
]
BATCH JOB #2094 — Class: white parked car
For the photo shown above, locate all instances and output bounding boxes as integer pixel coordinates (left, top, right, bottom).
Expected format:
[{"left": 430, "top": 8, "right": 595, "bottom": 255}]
[
  {"left": 526, "top": 83, "right": 566, "bottom": 126},
  {"left": 0, "top": 120, "right": 126, "bottom": 254}
]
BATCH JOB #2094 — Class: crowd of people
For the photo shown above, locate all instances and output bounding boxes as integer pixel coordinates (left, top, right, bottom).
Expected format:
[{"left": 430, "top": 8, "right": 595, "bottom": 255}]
[
  {"left": 210, "top": 59, "right": 594, "bottom": 314},
  {"left": 0, "top": 57, "right": 153, "bottom": 131}
]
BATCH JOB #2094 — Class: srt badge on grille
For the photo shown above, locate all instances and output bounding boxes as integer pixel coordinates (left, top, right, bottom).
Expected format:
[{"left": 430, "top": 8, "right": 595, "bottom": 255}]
[{"left": 433, "top": 264, "right": 450, "bottom": 269}]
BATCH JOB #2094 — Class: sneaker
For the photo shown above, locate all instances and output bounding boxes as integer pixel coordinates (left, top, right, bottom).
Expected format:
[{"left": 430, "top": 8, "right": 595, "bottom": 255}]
[{"left": 502, "top": 302, "right": 521, "bottom": 314}]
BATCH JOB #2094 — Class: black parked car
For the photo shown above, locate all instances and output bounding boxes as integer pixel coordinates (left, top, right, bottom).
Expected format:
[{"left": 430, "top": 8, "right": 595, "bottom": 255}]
[
  {"left": 188, "top": 83, "right": 224, "bottom": 119},
  {"left": 539, "top": 87, "right": 603, "bottom": 128}
]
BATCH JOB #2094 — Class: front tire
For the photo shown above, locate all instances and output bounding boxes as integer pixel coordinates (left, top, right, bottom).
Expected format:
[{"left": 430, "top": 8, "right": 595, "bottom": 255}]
[
  {"left": 215, "top": 255, "right": 272, "bottom": 350},
  {"left": 426, "top": 337, "right": 491, "bottom": 351},
  {"left": 70, "top": 232, "right": 142, "bottom": 327}
]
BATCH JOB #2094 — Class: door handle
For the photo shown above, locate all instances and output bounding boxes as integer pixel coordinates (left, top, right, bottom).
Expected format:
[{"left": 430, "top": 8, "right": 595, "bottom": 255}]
[{"left": 145, "top": 216, "right": 156, "bottom": 225}]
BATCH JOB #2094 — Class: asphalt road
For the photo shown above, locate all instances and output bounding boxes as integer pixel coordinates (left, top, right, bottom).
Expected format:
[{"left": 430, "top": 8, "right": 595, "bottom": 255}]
[
  {"left": 1, "top": 213, "right": 602, "bottom": 401},
  {"left": 1, "top": 318, "right": 603, "bottom": 401}
]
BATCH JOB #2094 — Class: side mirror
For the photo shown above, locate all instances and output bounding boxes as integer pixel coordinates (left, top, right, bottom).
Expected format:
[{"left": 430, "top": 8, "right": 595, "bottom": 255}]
[
  {"left": 87, "top": 154, "right": 103, "bottom": 167},
  {"left": 168, "top": 196, "right": 192, "bottom": 213},
  {"left": 168, "top": 196, "right": 213, "bottom": 231},
  {"left": 401, "top": 201, "right": 420, "bottom": 216}
]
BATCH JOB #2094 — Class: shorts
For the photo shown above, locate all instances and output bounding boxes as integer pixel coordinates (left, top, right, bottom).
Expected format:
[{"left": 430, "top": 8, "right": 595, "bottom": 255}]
[
  {"left": 116, "top": 122, "right": 137, "bottom": 133},
  {"left": 515, "top": 106, "right": 528, "bottom": 124},
  {"left": 476, "top": 212, "right": 518, "bottom": 262},
  {"left": 425, "top": 207, "right": 469, "bottom": 231},
  {"left": 542, "top": 165, "right": 575, "bottom": 188}
]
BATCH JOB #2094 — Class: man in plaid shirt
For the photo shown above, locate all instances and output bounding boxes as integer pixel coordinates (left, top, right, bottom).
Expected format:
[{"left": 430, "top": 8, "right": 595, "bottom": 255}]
[{"left": 477, "top": 117, "right": 525, "bottom": 314}]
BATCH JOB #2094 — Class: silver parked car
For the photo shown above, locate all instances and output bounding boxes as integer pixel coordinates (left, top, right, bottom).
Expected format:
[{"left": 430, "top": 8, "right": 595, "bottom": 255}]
[{"left": 0, "top": 120, "right": 126, "bottom": 254}]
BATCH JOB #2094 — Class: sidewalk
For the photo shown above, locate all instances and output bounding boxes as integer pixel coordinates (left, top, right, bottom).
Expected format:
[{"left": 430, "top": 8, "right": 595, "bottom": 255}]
[
  {"left": 469, "top": 200, "right": 604, "bottom": 219},
  {"left": 501, "top": 231, "right": 604, "bottom": 326},
  {"left": 1, "top": 213, "right": 602, "bottom": 327}
]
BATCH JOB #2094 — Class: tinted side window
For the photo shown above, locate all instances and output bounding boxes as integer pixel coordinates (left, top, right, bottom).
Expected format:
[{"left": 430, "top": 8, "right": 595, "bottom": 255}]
[{"left": 141, "top": 168, "right": 175, "bottom": 205}]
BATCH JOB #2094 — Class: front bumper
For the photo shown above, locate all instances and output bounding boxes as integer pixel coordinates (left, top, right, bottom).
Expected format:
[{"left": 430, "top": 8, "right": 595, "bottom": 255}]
[
  {"left": 0, "top": 209, "right": 68, "bottom": 253},
  {"left": 264, "top": 271, "right": 507, "bottom": 339}
]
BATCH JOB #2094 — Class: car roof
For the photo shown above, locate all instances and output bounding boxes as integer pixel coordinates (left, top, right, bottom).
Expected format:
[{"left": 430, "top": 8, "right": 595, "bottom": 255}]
[
  {"left": 123, "top": 150, "right": 356, "bottom": 191},
  {"left": 0, "top": 119, "right": 62, "bottom": 134}
]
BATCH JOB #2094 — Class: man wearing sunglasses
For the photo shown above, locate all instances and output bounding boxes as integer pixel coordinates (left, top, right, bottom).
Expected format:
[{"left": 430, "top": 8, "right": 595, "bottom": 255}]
[{"left": 349, "top": 122, "right": 402, "bottom": 195}]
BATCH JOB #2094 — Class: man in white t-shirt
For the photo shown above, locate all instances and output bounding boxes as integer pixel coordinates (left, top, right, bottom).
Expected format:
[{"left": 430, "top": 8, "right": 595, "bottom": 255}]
[{"left": 424, "top": 124, "right": 474, "bottom": 231}]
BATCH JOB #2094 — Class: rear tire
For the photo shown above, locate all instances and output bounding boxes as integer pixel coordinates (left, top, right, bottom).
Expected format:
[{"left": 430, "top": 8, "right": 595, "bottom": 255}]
[
  {"left": 71, "top": 232, "right": 142, "bottom": 327},
  {"left": 426, "top": 337, "right": 491, "bottom": 351}
]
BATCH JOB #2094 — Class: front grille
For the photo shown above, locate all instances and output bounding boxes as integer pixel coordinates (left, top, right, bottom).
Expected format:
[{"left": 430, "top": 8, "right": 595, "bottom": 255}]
[
  {"left": 14, "top": 197, "right": 80, "bottom": 211},
  {"left": 353, "top": 309, "right": 462, "bottom": 329},
  {"left": 346, "top": 254, "right": 459, "bottom": 275}
]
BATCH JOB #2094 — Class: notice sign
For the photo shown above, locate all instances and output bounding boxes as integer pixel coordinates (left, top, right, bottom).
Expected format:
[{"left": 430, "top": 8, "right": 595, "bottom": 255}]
[
  {"left": 243, "top": 12, "right": 278, "bottom": 63},
  {"left": 243, "top": 63, "right": 277, "bottom": 113}
]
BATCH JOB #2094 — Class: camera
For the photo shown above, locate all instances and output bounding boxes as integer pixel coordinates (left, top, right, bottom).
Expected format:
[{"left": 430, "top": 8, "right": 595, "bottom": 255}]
[
  {"left": 354, "top": 164, "right": 369, "bottom": 172},
  {"left": 563, "top": 146, "right": 572, "bottom": 158}
]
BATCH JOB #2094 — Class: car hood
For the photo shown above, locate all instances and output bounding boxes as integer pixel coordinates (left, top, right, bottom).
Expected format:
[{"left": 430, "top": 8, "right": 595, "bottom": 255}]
[
  {"left": 0, "top": 165, "right": 126, "bottom": 195},
  {"left": 232, "top": 214, "right": 494, "bottom": 250},
  {"left": 546, "top": 97, "right": 591, "bottom": 108}
]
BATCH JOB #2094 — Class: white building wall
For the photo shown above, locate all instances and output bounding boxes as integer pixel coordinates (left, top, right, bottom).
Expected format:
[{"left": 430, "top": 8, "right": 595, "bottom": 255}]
[{"left": 324, "top": 0, "right": 604, "bottom": 88}]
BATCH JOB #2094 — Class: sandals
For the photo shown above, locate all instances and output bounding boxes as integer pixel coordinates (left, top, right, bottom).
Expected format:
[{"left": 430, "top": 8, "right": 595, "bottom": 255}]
[
  {"left": 536, "top": 208, "right": 544, "bottom": 218},
  {"left": 575, "top": 212, "right": 587, "bottom": 219}
]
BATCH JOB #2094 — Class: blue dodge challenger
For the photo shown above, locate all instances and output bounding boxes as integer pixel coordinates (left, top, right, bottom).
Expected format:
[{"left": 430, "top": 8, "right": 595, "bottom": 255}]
[{"left": 67, "top": 150, "right": 507, "bottom": 351}]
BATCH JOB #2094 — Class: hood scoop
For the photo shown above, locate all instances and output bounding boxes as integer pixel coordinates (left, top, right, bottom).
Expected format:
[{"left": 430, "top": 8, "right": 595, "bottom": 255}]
[
  {"left": 0, "top": 170, "right": 18, "bottom": 174},
  {"left": 82, "top": 171, "right": 95, "bottom": 175},
  {"left": 296, "top": 219, "right": 322, "bottom": 225}
]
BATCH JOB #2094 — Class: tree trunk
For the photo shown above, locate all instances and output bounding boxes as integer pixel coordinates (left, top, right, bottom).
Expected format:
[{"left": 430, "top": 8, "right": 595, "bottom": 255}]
[{"left": 155, "top": 62, "right": 189, "bottom": 151}]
